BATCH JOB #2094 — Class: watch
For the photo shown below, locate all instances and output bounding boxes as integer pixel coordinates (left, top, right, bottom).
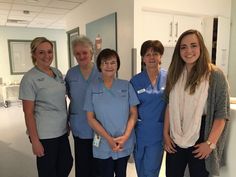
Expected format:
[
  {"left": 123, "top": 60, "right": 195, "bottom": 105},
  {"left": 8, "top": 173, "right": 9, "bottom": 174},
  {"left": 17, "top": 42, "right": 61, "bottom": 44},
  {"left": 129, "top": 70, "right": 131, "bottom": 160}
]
[{"left": 206, "top": 140, "right": 216, "bottom": 149}]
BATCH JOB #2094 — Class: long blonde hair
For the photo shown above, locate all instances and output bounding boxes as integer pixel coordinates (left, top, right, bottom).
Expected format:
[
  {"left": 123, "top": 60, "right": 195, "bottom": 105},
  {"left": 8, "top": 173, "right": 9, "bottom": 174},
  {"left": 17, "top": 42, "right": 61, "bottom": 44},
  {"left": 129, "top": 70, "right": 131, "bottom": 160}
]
[{"left": 165, "top": 29, "right": 212, "bottom": 95}]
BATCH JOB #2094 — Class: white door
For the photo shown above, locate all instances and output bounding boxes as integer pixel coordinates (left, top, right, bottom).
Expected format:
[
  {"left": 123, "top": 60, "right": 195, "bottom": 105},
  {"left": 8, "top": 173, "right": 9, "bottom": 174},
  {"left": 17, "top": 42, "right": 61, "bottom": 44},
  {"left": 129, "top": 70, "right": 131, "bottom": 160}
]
[{"left": 216, "top": 16, "right": 231, "bottom": 76}]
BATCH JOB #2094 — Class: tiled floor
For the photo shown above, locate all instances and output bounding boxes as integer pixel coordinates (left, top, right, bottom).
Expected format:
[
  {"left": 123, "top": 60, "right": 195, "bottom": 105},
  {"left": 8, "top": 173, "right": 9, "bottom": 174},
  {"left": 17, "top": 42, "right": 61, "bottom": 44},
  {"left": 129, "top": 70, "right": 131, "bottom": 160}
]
[{"left": 0, "top": 104, "right": 166, "bottom": 177}]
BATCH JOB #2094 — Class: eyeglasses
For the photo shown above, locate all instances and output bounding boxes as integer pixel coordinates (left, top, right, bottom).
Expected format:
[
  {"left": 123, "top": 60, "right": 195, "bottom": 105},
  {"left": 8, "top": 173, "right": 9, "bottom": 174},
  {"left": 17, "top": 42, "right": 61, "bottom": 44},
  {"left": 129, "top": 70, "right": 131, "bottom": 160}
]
[
  {"left": 144, "top": 52, "right": 160, "bottom": 58},
  {"left": 102, "top": 60, "right": 117, "bottom": 66}
]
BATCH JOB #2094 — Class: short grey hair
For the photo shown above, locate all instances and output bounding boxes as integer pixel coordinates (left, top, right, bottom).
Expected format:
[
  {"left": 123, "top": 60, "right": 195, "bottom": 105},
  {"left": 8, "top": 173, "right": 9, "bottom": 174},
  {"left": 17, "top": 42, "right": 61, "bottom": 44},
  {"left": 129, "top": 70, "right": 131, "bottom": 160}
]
[{"left": 72, "top": 35, "right": 94, "bottom": 55}]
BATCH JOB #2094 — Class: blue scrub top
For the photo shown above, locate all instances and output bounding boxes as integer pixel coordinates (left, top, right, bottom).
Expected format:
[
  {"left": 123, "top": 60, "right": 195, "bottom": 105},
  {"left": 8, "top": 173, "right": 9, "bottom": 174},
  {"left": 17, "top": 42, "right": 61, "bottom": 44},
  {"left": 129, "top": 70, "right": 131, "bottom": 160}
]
[
  {"left": 19, "top": 67, "right": 68, "bottom": 139},
  {"left": 65, "top": 64, "right": 99, "bottom": 139},
  {"left": 130, "top": 69, "right": 167, "bottom": 144},
  {"left": 84, "top": 77, "right": 140, "bottom": 160}
]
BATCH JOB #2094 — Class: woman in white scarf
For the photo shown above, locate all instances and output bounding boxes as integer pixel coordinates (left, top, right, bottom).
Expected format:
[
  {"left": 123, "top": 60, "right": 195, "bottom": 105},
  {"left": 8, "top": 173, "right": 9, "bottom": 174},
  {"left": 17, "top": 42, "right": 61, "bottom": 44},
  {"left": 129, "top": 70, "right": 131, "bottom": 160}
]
[{"left": 164, "top": 29, "right": 230, "bottom": 177}]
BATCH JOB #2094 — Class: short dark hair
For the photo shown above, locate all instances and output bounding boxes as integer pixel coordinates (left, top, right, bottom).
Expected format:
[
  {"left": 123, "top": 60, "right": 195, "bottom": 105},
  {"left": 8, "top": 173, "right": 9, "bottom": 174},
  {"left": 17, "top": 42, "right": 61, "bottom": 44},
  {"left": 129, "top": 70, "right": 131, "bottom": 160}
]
[
  {"left": 96, "top": 48, "right": 120, "bottom": 72},
  {"left": 140, "top": 40, "right": 164, "bottom": 57}
]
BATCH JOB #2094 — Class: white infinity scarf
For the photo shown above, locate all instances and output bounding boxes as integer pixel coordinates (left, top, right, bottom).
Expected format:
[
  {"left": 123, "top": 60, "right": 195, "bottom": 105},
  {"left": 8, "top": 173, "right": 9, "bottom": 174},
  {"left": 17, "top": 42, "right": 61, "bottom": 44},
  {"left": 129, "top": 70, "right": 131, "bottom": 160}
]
[{"left": 169, "top": 68, "right": 209, "bottom": 148}]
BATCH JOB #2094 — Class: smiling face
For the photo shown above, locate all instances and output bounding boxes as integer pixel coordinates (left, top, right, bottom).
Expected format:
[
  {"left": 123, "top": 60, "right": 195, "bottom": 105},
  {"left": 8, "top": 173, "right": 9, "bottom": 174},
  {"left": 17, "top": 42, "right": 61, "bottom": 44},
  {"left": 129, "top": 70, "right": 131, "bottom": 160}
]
[
  {"left": 143, "top": 48, "right": 161, "bottom": 70},
  {"left": 33, "top": 42, "right": 53, "bottom": 69},
  {"left": 100, "top": 56, "right": 118, "bottom": 78},
  {"left": 73, "top": 44, "right": 93, "bottom": 67},
  {"left": 180, "top": 33, "right": 201, "bottom": 71}
]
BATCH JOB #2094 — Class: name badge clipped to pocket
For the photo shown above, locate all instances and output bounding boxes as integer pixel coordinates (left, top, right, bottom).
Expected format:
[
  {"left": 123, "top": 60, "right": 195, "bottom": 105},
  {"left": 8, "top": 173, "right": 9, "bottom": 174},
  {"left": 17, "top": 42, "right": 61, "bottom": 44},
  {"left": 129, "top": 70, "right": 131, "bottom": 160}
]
[
  {"left": 93, "top": 133, "right": 101, "bottom": 147},
  {"left": 137, "top": 88, "right": 145, "bottom": 94}
]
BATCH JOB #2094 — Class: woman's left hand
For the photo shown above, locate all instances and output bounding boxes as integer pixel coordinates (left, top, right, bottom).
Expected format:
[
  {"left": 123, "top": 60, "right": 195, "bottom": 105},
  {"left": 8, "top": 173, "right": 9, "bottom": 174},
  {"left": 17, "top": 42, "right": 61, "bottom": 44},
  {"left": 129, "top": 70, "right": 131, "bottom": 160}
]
[
  {"left": 193, "top": 142, "right": 213, "bottom": 159},
  {"left": 114, "top": 135, "right": 129, "bottom": 151}
]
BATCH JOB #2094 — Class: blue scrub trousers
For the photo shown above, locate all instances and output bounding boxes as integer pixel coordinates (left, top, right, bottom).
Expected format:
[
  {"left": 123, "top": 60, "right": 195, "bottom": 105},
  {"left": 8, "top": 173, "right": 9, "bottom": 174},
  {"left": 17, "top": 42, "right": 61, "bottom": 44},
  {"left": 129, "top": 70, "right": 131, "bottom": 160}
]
[
  {"left": 134, "top": 141, "right": 163, "bottom": 177},
  {"left": 37, "top": 133, "right": 73, "bottom": 177}
]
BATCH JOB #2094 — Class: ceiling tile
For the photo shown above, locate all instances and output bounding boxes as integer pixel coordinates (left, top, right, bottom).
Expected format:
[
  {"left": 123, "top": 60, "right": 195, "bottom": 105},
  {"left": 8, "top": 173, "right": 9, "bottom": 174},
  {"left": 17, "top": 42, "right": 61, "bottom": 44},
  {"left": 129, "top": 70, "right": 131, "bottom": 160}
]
[
  {"left": 27, "top": 23, "right": 46, "bottom": 28},
  {"left": 59, "top": 0, "right": 86, "bottom": 2},
  {"left": 30, "top": 18, "right": 55, "bottom": 24},
  {"left": 28, "top": 19, "right": 54, "bottom": 28},
  {"left": 0, "top": 9, "right": 8, "bottom": 15},
  {"left": 0, "top": 0, "right": 14, "bottom": 2},
  {"left": 48, "top": 0, "right": 79, "bottom": 10},
  {"left": 0, "top": 3, "right": 12, "bottom": 10},
  {"left": 0, "top": 14, "right": 7, "bottom": 19},
  {"left": 12, "top": 4, "right": 43, "bottom": 12},
  {"left": 42, "top": 7, "right": 69, "bottom": 14},
  {"left": 13, "top": 0, "right": 51, "bottom": 7},
  {"left": 0, "top": 0, "right": 87, "bottom": 29},
  {"left": 37, "top": 13, "right": 63, "bottom": 20},
  {"left": 47, "top": 23, "right": 65, "bottom": 29}
]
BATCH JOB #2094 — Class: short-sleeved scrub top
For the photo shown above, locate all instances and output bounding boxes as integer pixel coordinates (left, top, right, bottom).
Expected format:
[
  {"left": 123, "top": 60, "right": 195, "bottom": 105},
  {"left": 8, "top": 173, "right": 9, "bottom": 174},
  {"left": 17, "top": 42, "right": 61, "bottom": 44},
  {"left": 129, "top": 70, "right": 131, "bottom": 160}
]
[
  {"left": 130, "top": 69, "right": 167, "bottom": 145},
  {"left": 84, "top": 77, "right": 140, "bottom": 160},
  {"left": 19, "top": 67, "right": 68, "bottom": 139},
  {"left": 65, "top": 65, "right": 99, "bottom": 139}
]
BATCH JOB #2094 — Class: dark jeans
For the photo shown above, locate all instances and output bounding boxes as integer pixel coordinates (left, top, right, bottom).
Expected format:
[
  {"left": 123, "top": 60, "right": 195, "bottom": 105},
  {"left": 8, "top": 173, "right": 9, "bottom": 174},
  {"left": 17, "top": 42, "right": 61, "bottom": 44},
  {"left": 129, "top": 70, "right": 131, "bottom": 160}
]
[
  {"left": 97, "top": 156, "right": 130, "bottom": 177},
  {"left": 37, "top": 133, "right": 73, "bottom": 177},
  {"left": 166, "top": 116, "right": 209, "bottom": 177},
  {"left": 73, "top": 136, "right": 100, "bottom": 177}
]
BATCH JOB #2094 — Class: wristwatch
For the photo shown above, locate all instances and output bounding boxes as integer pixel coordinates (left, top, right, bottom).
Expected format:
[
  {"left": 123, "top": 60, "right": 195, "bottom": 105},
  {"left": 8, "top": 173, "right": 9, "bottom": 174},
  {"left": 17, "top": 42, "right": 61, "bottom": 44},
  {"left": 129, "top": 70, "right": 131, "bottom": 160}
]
[{"left": 206, "top": 140, "right": 216, "bottom": 149}]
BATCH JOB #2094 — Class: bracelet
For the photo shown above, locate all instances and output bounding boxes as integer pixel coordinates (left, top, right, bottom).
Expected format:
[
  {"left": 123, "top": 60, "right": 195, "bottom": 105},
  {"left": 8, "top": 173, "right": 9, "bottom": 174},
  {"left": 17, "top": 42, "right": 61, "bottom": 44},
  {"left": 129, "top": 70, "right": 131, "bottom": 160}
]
[{"left": 206, "top": 140, "right": 216, "bottom": 149}]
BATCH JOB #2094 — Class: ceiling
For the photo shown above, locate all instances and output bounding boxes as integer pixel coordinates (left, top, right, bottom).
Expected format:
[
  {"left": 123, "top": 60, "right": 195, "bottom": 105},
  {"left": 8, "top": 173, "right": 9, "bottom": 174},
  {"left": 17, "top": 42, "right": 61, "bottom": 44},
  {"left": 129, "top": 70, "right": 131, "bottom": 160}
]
[{"left": 0, "top": 0, "right": 87, "bottom": 29}]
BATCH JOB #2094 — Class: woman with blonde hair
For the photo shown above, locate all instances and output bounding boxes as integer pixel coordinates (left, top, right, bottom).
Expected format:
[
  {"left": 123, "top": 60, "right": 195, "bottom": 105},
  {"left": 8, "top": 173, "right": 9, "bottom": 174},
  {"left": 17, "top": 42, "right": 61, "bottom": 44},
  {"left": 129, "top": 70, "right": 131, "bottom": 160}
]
[{"left": 19, "top": 37, "right": 73, "bottom": 177}]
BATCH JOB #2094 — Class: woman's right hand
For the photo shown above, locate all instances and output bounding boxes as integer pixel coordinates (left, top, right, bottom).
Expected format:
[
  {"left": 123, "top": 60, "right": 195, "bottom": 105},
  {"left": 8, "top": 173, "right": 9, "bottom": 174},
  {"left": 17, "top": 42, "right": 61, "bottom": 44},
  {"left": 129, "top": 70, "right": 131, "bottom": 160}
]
[
  {"left": 164, "top": 133, "right": 176, "bottom": 153},
  {"left": 32, "top": 140, "right": 45, "bottom": 157}
]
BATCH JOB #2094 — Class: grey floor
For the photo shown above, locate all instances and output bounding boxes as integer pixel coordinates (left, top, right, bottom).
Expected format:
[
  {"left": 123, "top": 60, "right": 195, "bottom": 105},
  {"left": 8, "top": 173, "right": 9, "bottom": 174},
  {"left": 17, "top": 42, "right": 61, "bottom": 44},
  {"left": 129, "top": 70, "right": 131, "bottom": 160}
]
[{"left": 0, "top": 103, "right": 165, "bottom": 177}]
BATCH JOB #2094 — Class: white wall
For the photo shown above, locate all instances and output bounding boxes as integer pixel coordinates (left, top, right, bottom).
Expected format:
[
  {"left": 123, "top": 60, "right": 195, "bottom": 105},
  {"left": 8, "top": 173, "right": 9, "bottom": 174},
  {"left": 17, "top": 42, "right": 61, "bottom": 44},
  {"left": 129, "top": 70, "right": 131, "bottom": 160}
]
[
  {"left": 0, "top": 26, "right": 68, "bottom": 84},
  {"left": 228, "top": 0, "right": 236, "bottom": 96},
  {"left": 65, "top": 0, "right": 134, "bottom": 80},
  {"left": 134, "top": 0, "right": 231, "bottom": 17}
]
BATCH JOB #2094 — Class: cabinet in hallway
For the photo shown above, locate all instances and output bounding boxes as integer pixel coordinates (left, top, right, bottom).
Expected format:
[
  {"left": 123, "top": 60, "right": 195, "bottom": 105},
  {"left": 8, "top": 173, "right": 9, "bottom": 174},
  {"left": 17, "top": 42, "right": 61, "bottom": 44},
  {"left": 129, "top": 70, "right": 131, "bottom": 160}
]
[{"left": 140, "top": 10, "right": 203, "bottom": 46}]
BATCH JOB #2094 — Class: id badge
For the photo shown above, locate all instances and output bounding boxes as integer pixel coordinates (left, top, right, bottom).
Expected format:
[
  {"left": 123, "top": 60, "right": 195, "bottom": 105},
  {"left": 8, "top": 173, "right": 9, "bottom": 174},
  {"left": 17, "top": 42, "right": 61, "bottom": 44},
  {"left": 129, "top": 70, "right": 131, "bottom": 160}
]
[
  {"left": 137, "top": 88, "right": 145, "bottom": 94},
  {"left": 93, "top": 133, "right": 101, "bottom": 147}
]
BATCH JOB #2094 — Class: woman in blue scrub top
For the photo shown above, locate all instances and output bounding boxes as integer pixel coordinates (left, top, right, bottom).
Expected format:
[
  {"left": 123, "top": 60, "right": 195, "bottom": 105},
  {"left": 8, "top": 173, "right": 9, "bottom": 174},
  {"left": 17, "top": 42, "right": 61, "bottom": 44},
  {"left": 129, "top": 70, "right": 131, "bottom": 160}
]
[
  {"left": 65, "top": 36, "right": 100, "bottom": 177},
  {"left": 130, "top": 40, "right": 167, "bottom": 177},
  {"left": 84, "top": 48, "right": 140, "bottom": 177},
  {"left": 19, "top": 37, "right": 73, "bottom": 177}
]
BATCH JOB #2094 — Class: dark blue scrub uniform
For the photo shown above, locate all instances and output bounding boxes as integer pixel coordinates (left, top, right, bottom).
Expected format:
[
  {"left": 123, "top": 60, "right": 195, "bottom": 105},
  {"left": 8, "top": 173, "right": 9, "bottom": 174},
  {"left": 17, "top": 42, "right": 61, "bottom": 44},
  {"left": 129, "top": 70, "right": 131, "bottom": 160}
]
[{"left": 130, "top": 69, "right": 167, "bottom": 177}]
